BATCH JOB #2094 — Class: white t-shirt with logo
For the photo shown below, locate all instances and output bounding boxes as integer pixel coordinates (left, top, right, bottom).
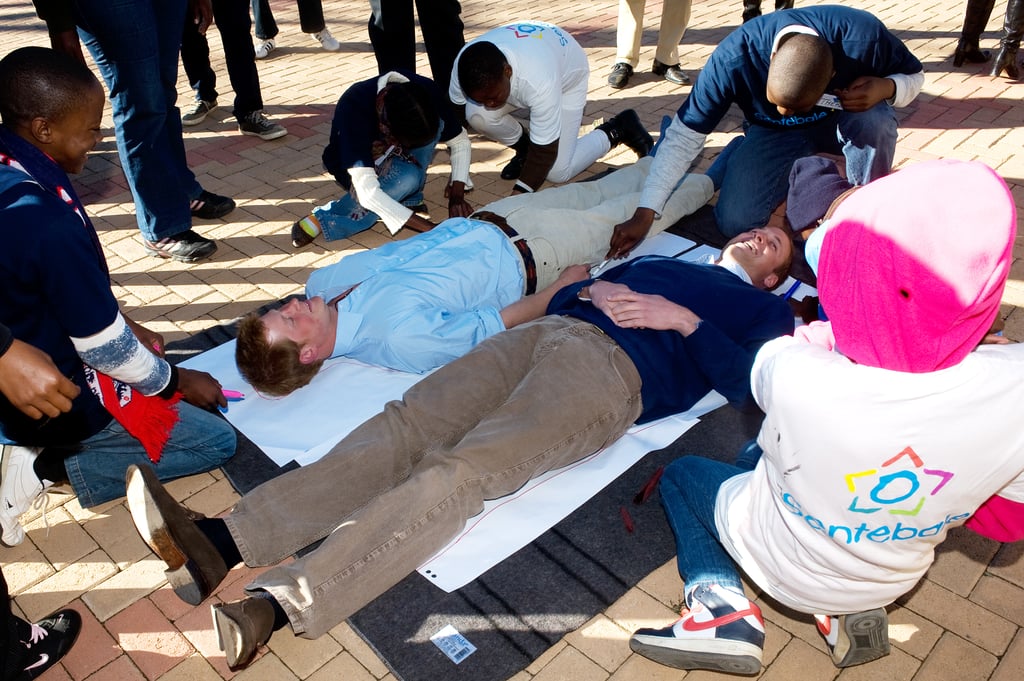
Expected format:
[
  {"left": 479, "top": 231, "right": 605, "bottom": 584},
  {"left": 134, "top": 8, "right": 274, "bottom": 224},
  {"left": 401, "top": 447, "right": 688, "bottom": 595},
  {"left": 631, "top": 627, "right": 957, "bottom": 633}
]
[
  {"left": 450, "top": 21, "right": 589, "bottom": 146},
  {"left": 715, "top": 336, "right": 1024, "bottom": 614}
]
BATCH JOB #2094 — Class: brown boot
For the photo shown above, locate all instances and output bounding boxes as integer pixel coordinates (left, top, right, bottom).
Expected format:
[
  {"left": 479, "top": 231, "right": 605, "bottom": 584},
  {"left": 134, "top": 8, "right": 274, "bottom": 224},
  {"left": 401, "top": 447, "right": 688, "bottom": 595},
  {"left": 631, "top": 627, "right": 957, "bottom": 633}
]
[{"left": 211, "top": 598, "right": 276, "bottom": 670}]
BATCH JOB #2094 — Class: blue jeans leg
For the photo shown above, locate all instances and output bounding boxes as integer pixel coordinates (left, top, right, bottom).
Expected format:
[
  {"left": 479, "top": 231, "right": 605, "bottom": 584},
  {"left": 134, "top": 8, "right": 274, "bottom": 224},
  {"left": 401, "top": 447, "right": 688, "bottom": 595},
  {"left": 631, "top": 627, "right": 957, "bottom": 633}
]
[
  {"left": 250, "top": 0, "right": 278, "bottom": 40},
  {"left": 63, "top": 403, "right": 236, "bottom": 508},
  {"left": 835, "top": 102, "right": 898, "bottom": 185},
  {"left": 660, "top": 456, "right": 747, "bottom": 600},
  {"left": 76, "top": 0, "right": 202, "bottom": 241},
  {"left": 313, "top": 146, "right": 432, "bottom": 241},
  {"left": 713, "top": 124, "right": 814, "bottom": 237}
]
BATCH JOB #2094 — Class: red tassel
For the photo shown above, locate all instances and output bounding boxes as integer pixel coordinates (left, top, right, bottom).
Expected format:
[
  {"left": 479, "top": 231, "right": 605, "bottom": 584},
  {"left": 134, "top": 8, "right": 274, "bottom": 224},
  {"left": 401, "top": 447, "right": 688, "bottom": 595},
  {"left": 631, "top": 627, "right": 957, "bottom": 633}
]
[
  {"left": 634, "top": 465, "right": 664, "bottom": 505},
  {"left": 620, "top": 506, "right": 634, "bottom": 534},
  {"left": 89, "top": 368, "right": 181, "bottom": 463}
]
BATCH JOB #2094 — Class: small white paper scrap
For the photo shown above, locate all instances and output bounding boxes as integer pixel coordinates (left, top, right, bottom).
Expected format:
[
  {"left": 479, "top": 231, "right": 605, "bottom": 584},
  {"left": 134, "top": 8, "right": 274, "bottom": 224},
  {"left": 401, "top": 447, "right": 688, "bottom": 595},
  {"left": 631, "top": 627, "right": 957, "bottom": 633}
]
[{"left": 430, "top": 624, "right": 477, "bottom": 665}]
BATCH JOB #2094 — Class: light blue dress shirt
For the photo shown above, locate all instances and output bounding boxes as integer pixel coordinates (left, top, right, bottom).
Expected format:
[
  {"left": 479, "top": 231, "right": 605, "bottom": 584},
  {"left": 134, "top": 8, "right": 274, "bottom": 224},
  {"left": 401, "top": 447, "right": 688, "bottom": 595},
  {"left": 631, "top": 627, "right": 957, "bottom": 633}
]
[{"left": 304, "top": 218, "right": 525, "bottom": 373}]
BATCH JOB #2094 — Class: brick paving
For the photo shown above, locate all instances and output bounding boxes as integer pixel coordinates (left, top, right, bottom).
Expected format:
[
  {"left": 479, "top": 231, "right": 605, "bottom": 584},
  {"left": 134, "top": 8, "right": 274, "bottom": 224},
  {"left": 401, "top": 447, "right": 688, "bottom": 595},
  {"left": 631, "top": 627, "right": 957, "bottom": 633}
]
[{"left": 3, "top": 0, "right": 1024, "bottom": 679}]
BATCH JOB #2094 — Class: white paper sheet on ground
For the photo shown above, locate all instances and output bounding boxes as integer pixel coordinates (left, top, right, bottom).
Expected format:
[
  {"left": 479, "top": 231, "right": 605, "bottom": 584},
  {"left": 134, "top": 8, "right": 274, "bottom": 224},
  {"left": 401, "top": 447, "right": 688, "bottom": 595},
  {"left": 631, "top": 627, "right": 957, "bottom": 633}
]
[
  {"left": 417, "top": 390, "right": 726, "bottom": 592},
  {"left": 590, "top": 232, "right": 695, "bottom": 276},
  {"left": 181, "top": 341, "right": 425, "bottom": 467}
]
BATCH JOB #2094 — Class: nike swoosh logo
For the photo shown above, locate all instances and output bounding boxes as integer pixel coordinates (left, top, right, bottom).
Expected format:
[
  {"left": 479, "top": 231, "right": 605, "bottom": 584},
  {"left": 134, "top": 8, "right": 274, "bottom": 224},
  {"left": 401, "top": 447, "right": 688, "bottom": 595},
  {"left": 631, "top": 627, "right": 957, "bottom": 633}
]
[
  {"left": 681, "top": 608, "right": 761, "bottom": 632},
  {"left": 24, "top": 653, "right": 49, "bottom": 671}
]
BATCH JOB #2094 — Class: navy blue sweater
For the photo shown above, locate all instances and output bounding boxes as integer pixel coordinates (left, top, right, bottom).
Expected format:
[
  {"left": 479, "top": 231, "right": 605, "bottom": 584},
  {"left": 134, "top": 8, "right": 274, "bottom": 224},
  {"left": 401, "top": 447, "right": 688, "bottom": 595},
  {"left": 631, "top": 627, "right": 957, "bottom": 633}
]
[
  {"left": 680, "top": 5, "right": 922, "bottom": 133},
  {"left": 548, "top": 257, "right": 795, "bottom": 424},
  {"left": 322, "top": 70, "right": 463, "bottom": 188}
]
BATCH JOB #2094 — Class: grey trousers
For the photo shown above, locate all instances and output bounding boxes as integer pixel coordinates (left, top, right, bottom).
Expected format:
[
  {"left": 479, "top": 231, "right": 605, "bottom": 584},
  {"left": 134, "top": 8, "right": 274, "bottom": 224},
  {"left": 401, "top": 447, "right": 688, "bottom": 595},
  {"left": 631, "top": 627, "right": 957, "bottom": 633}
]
[{"left": 226, "top": 316, "right": 643, "bottom": 637}]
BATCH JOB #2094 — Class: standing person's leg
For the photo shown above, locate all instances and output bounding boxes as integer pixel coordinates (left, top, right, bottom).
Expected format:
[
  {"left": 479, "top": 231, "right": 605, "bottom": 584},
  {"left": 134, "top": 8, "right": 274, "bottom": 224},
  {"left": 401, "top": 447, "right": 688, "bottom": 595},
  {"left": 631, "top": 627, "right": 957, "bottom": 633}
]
[
  {"left": 212, "top": 0, "right": 262, "bottom": 117},
  {"left": 75, "top": 0, "right": 200, "bottom": 242},
  {"left": 251, "top": 0, "right": 279, "bottom": 40},
  {"left": 629, "top": 455, "right": 765, "bottom": 674},
  {"left": 652, "top": 0, "right": 692, "bottom": 85},
  {"left": 992, "top": 0, "right": 1024, "bottom": 78},
  {"left": 413, "top": 0, "right": 464, "bottom": 95},
  {"left": 63, "top": 403, "right": 236, "bottom": 508},
  {"left": 296, "top": 0, "right": 339, "bottom": 49},
  {"left": 712, "top": 125, "right": 813, "bottom": 237},
  {"left": 179, "top": 6, "right": 220, "bottom": 125},
  {"left": 211, "top": 0, "right": 286, "bottom": 139},
  {"left": 608, "top": 0, "right": 644, "bottom": 88},
  {"left": 830, "top": 103, "right": 898, "bottom": 185},
  {"left": 368, "top": 0, "right": 417, "bottom": 74},
  {"left": 238, "top": 317, "right": 642, "bottom": 638}
]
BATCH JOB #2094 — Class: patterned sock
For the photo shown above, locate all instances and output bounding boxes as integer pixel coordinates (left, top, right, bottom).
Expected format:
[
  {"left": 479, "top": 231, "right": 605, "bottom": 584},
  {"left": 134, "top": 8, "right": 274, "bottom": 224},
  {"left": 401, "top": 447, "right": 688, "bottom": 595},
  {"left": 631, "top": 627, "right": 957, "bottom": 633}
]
[{"left": 297, "top": 215, "right": 321, "bottom": 237}]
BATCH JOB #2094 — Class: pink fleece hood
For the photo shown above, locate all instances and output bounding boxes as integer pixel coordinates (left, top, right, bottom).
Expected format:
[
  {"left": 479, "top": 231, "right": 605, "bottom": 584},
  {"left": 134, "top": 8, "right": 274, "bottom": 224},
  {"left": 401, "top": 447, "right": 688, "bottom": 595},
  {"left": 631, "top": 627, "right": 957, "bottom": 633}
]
[{"left": 818, "top": 159, "right": 1016, "bottom": 373}]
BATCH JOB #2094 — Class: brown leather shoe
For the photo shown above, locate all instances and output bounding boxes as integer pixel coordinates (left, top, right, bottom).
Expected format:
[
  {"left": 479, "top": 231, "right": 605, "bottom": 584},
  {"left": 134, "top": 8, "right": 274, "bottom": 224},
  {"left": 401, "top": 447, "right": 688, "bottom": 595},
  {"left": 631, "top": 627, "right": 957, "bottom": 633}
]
[
  {"left": 125, "top": 464, "right": 228, "bottom": 606},
  {"left": 212, "top": 598, "right": 275, "bottom": 670}
]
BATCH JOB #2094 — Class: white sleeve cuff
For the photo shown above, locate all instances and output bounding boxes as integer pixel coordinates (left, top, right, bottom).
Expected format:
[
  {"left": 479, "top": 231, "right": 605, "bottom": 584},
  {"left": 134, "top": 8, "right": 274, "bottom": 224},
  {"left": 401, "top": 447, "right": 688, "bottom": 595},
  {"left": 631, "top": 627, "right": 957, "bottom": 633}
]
[
  {"left": 446, "top": 128, "right": 472, "bottom": 185},
  {"left": 887, "top": 71, "right": 924, "bottom": 108},
  {"left": 638, "top": 115, "right": 705, "bottom": 215},
  {"left": 348, "top": 165, "right": 414, "bottom": 234}
]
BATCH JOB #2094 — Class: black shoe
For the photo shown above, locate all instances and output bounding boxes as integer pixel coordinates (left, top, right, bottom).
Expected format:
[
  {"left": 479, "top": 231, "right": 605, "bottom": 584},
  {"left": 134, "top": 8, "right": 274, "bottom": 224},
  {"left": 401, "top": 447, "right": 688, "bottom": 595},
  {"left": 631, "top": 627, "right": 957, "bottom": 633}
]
[
  {"left": 953, "top": 41, "right": 991, "bottom": 67},
  {"left": 607, "top": 62, "right": 633, "bottom": 89},
  {"left": 500, "top": 155, "right": 526, "bottom": 180},
  {"left": 598, "top": 109, "right": 654, "bottom": 158},
  {"left": 143, "top": 230, "right": 218, "bottom": 263},
  {"left": 652, "top": 59, "right": 691, "bottom": 85},
  {"left": 190, "top": 190, "right": 236, "bottom": 220},
  {"left": 17, "top": 609, "right": 82, "bottom": 679},
  {"left": 237, "top": 110, "right": 287, "bottom": 141}
]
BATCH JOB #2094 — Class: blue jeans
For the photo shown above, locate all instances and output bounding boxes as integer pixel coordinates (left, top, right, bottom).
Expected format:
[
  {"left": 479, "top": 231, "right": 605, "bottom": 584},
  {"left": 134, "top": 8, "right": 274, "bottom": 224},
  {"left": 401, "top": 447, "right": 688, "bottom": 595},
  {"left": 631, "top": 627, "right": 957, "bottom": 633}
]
[
  {"left": 181, "top": 0, "right": 264, "bottom": 119},
  {"left": 63, "top": 402, "right": 236, "bottom": 508},
  {"left": 75, "top": 0, "right": 203, "bottom": 241},
  {"left": 713, "top": 102, "right": 898, "bottom": 237},
  {"left": 251, "top": 0, "right": 325, "bottom": 38},
  {"left": 659, "top": 441, "right": 763, "bottom": 600},
  {"left": 313, "top": 135, "right": 438, "bottom": 241}
]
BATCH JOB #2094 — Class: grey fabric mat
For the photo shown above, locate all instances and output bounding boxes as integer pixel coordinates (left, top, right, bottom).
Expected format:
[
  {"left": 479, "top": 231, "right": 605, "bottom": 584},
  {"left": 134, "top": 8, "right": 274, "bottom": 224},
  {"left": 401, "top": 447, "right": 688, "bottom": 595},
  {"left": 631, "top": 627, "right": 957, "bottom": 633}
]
[{"left": 163, "top": 206, "right": 781, "bottom": 681}]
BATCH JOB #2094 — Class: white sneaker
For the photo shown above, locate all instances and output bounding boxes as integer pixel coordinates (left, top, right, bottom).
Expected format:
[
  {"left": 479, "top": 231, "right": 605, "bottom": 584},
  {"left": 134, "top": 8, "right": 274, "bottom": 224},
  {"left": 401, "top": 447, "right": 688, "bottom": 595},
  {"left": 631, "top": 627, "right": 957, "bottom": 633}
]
[
  {"left": 630, "top": 584, "right": 765, "bottom": 675},
  {"left": 0, "top": 444, "right": 44, "bottom": 546},
  {"left": 254, "top": 39, "right": 275, "bottom": 59},
  {"left": 312, "top": 28, "right": 340, "bottom": 51}
]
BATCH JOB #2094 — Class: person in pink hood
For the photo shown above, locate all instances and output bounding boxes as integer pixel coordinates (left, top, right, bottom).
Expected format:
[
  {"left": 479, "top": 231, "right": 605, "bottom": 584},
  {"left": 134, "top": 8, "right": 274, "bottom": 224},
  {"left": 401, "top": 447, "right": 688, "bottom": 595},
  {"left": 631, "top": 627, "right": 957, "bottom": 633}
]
[{"left": 630, "top": 159, "right": 1023, "bottom": 676}]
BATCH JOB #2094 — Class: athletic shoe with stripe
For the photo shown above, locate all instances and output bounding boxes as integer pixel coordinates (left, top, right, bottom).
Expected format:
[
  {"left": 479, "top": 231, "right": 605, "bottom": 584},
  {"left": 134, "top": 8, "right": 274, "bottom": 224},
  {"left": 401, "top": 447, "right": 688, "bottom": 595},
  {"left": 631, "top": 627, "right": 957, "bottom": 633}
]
[{"left": 630, "top": 583, "right": 765, "bottom": 675}]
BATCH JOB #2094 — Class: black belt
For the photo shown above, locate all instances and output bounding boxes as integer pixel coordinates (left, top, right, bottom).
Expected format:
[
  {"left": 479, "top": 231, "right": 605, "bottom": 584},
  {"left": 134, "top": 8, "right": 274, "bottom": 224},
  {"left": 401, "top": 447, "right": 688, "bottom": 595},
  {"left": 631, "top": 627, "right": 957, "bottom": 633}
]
[{"left": 472, "top": 211, "right": 538, "bottom": 295}]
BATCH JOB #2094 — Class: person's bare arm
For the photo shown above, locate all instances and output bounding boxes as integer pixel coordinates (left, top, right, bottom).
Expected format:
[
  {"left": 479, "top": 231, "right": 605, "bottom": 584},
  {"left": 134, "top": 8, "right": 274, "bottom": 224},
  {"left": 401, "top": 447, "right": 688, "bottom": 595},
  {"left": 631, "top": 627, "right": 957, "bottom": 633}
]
[
  {"left": 0, "top": 339, "right": 80, "bottom": 420},
  {"left": 499, "top": 264, "right": 590, "bottom": 329}
]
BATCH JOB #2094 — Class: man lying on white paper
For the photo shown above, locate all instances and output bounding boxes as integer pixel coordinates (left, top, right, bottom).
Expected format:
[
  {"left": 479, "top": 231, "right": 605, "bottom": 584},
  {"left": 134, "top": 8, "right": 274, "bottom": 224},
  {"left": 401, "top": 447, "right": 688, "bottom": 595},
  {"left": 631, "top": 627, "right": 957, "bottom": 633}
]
[
  {"left": 127, "top": 230, "right": 796, "bottom": 670},
  {"left": 234, "top": 156, "right": 713, "bottom": 396}
]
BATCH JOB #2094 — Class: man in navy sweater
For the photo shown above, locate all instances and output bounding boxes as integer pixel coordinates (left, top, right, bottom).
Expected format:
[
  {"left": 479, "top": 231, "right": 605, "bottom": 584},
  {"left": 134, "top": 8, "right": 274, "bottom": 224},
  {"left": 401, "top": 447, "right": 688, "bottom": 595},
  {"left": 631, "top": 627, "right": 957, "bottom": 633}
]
[
  {"left": 129, "top": 226, "right": 794, "bottom": 668},
  {"left": 609, "top": 5, "right": 923, "bottom": 249}
]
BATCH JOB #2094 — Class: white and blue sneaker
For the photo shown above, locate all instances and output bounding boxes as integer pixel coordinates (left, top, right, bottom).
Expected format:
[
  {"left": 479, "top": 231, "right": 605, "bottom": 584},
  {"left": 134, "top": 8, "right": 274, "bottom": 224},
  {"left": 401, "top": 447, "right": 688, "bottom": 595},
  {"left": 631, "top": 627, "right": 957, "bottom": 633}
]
[
  {"left": 630, "top": 583, "right": 765, "bottom": 675},
  {"left": 815, "top": 608, "right": 890, "bottom": 667}
]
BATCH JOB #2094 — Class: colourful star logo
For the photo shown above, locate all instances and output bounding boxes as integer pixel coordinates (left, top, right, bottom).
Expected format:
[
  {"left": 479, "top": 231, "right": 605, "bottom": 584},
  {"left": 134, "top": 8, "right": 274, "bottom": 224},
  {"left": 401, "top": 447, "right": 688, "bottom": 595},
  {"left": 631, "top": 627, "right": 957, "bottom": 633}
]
[{"left": 844, "top": 447, "right": 953, "bottom": 516}]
